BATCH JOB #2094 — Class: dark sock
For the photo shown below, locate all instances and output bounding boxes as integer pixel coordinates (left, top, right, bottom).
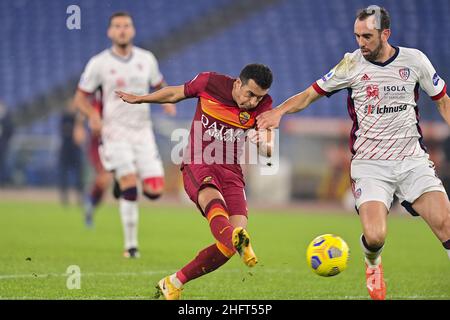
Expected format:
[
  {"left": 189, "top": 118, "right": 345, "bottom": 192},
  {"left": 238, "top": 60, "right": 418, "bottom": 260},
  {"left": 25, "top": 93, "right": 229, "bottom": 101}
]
[{"left": 361, "top": 234, "right": 384, "bottom": 252}]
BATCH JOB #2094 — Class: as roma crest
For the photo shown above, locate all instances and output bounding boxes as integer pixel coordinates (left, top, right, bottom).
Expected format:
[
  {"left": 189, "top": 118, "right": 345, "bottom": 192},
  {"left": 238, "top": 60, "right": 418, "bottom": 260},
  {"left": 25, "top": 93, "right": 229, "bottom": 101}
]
[
  {"left": 399, "top": 68, "right": 410, "bottom": 81},
  {"left": 202, "top": 176, "right": 213, "bottom": 184},
  {"left": 239, "top": 111, "right": 251, "bottom": 125}
]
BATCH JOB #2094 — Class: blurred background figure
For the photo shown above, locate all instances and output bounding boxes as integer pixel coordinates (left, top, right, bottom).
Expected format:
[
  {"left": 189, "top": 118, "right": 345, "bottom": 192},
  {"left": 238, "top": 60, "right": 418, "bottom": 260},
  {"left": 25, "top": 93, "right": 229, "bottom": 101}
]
[
  {"left": 0, "top": 101, "right": 14, "bottom": 187},
  {"left": 58, "top": 99, "right": 85, "bottom": 206},
  {"left": 317, "top": 140, "right": 351, "bottom": 204},
  {"left": 83, "top": 95, "right": 113, "bottom": 226}
]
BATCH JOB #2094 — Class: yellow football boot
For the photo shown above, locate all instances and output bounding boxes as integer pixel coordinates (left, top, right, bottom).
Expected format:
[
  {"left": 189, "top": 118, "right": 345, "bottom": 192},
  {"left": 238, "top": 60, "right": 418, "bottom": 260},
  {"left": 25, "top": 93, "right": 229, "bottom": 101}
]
[{"left": 232, "top": 227, "right": 258, "bottom": 267}]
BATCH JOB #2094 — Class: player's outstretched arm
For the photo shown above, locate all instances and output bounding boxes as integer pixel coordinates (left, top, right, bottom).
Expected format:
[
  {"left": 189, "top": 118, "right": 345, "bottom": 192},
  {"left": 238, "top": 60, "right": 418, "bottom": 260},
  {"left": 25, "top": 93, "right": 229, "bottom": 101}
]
[
  {"left": 256, "top": 85, "right": 322, "bottom": 129},
  {"left": 116, "top": 85, "right": 186, "bottom": 104},
  {"left": 436, "top": 94, "right": 450, "bottom": 127}
]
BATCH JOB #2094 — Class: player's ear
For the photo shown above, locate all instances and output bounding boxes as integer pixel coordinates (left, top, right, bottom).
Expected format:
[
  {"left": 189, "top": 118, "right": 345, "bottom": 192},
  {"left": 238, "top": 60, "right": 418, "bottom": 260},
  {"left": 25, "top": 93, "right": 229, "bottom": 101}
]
[
  {"left": 381, "top": 28, "right": 391, "bottom": 43},
  {"left": 236, "top": 78, "right": 243, "bottom": 90},
  {"left": 130, "top": 25, "right": 136, "bottom": 39},
  {"left": 107, "top": 27, "right": 113, "bottom": 40}
]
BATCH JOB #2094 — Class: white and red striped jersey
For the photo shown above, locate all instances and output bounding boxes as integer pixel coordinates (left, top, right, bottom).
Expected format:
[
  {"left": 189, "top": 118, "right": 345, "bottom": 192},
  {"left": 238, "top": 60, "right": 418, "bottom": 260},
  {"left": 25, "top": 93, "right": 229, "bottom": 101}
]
[
  {"left": 78, "top": 46, "right": 164, "bottom": 143},
  {"left": 313, "top": 46, "right": 447, "bottom": 161}
]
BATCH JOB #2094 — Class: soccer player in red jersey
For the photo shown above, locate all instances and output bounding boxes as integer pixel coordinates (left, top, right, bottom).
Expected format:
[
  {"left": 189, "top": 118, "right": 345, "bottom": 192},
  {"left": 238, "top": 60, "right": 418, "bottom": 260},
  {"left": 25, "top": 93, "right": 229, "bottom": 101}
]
[{"left": 116, "top": 64, "right": 274, "bottom": 299}]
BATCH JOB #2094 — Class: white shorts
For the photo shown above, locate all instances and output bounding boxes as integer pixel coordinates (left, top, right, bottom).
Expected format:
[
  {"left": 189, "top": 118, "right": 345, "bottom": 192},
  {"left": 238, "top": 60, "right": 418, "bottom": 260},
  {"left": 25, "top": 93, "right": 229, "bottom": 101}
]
[
  {"left": 99, "top": 139, "right": 164, "bottom": 180},
  {"left": 350, "top": 155, "right": 447, "bottom": 214}
]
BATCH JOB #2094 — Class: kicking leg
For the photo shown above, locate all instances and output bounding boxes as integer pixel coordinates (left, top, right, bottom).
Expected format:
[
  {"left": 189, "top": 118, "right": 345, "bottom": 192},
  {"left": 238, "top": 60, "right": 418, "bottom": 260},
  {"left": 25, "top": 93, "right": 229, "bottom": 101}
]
[{"left": 156, "top": 187, "right": 255, "bottom": 300}]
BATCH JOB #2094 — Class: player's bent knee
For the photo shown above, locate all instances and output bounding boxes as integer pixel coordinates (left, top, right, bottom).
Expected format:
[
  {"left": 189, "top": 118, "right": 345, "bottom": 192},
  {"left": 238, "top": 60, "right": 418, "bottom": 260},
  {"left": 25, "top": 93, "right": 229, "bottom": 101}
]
[
  {"left": 119, "top": 174, "right": 138, "bottom": 190},
  {"left": 198, "top": 185, "right": 224, "bottom": 211},
  {"left": 122, "top": 186, "right": 138, "bottom": 201}
]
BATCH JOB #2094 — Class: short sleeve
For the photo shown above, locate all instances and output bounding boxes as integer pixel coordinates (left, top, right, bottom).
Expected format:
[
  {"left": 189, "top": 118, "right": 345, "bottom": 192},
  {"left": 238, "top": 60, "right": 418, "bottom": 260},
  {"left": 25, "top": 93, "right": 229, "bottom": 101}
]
[
  {"left": 184, "top": 72, "right": 210, "bottom": 98},
  {"left": 313, "top": 53, "right": 354, "bottom": 97},
  {"left": 78, "top": 57, "right": 102, "bottom": 94},
  {"left": 148, "top": 52, "right": 164, "bottom": 88},
  {"left": 417, "top": 51, "right": 447, "bottom": 100}
]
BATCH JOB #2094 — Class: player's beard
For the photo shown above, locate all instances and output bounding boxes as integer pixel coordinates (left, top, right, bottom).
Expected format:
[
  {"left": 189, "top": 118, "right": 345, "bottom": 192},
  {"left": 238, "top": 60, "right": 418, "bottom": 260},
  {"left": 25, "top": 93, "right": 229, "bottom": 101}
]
[
  {"left": 361, "top": 39, "right": 383, "bottom": 62},
  {"left": 115, "top": 40, "right": 131, "bottom": 49},
  {"left": 114, "top": 33, "right": 132, "bottom": 48}
]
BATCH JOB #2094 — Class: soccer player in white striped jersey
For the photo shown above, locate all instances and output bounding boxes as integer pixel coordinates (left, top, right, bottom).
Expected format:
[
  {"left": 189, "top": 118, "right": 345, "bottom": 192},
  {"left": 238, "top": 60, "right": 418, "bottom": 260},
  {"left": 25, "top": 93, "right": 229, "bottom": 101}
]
[
  {"left": 257, "top": 6, "right": 450, "bottom": 300},
  {"left": 74, "top": 12, "right": 176, "bottom": 258}
]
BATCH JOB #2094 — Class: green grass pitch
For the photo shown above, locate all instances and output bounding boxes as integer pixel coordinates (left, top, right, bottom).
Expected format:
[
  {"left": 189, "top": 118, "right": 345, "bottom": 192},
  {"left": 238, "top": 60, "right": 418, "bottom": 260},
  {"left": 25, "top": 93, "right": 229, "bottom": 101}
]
[{"left": 0, "top": 201, "right": 449, "bottom": 299}]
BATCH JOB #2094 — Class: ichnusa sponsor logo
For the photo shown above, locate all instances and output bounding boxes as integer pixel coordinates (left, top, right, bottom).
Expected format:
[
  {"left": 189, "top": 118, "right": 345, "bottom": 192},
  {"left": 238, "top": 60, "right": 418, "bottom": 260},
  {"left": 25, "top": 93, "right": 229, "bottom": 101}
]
[{"left": 364, "top": 104, "right": 407, "bottom": 115}]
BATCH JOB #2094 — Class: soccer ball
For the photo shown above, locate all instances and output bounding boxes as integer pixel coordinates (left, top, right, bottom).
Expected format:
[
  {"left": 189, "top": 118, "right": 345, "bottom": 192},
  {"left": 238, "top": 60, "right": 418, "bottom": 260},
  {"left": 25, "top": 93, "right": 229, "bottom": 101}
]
[{"left": 306, "top": 234, "right": 350, "bottom": 277}]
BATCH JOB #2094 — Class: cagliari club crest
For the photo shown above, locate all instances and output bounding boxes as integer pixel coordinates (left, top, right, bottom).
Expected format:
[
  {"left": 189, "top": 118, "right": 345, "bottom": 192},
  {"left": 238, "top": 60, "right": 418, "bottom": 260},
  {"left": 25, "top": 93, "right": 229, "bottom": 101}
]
[
  {"left": 399, "top": 68, "right": 410, "bottom": 81},
  {"left": 239, "top": 111, "right": 251, "bottom": 125}
]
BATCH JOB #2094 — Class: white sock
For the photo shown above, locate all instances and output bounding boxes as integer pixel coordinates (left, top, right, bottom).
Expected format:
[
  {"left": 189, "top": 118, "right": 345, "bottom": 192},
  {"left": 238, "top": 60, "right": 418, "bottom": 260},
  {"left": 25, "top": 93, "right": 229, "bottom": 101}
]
[
  {"left": 119, "top": 199, "right": 139, "bottom": 250},
  {"left": 446, "top": 249, "right": 450, "bottom": 260},
  {"left": 360, "top": 234, "right": 383, "bottom": 267},
  {"left": 169, "top": 273, "right": 183, "bottom": 289}
]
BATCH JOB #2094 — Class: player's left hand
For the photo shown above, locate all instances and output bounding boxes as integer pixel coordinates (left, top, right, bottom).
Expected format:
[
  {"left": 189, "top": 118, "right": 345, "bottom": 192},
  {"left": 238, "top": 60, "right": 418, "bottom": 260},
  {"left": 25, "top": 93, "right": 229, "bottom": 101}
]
[
  {"left": 115, "top": 91, "right": 142, "bottom": 104},
  {"left": 162, "top": 103, "right": 177, "bottom": 116},
  {"left": 256, "top": 108, "right": 283, "bottom": 129}
]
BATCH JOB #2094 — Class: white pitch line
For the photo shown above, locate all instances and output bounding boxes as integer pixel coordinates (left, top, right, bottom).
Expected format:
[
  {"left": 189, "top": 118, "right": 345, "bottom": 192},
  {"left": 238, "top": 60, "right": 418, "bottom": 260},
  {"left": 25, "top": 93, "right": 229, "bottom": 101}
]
[
  {"left": 0, "top": 268, "right": 294, "bottom": 280},
  {"left": 0, "top": 270, "right": 171, "bottom": 280}
]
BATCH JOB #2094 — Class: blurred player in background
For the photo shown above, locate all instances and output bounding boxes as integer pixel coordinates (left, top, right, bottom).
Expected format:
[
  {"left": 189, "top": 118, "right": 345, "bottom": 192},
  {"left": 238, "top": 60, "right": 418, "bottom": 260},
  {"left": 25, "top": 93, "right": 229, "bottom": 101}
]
[
  {"left": 117, "top": 64, "right": 274, "bottom": 299},
  {"left": 58, "top": 99, "right": 85, "bottom": 206},
  {"left": 257, "top": 6, "right": 450, "bottom": 300},
  {"left": 0, "top": 101, "right": 14, "bottom": 186},
  {"left": 74, "top": 12, "right": 176, "bottom": 258},
  {"left": 83, "top": 94, "right": 113, "bottom": 227}
]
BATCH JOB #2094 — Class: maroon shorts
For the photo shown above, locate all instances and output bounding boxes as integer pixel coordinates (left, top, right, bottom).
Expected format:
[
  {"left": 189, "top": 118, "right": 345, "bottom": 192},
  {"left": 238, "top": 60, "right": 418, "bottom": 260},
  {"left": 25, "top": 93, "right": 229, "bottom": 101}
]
[{"left": 181, "top": 164, "right": 247, "bottom": 217}]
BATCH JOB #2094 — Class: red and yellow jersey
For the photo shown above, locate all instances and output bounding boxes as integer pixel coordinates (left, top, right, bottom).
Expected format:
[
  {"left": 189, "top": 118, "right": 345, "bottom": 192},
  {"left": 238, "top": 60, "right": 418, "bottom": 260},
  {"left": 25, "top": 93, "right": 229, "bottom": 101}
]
[{"left": 182, "top": 72, "right": 272, "bottom": 171}]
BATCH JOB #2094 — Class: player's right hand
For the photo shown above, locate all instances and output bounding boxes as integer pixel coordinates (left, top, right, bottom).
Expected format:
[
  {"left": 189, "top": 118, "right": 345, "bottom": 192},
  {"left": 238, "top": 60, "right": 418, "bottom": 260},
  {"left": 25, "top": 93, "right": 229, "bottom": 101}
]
[
  {"left": 115, "top": 90, "right": 141, "bottom": 104},
  {"left": 89, "top": 112, "right": 102, "bottom": 136},
  {"left": 256, "top": 108, "right": 283, "bottom": 129}
]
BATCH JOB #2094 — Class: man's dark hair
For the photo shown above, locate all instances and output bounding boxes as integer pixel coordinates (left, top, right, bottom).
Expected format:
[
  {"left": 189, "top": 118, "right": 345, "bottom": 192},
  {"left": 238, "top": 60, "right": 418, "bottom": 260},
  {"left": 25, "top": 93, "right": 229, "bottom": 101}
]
[
  {"left": 239, "top": 64, "right": 273, "bottom": 90},
  {"left": 109, "top": 11, "right": 133, "bottom": 26},
  {"left": 356, "top": 6, "right": 390, "bottom": 31}
]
